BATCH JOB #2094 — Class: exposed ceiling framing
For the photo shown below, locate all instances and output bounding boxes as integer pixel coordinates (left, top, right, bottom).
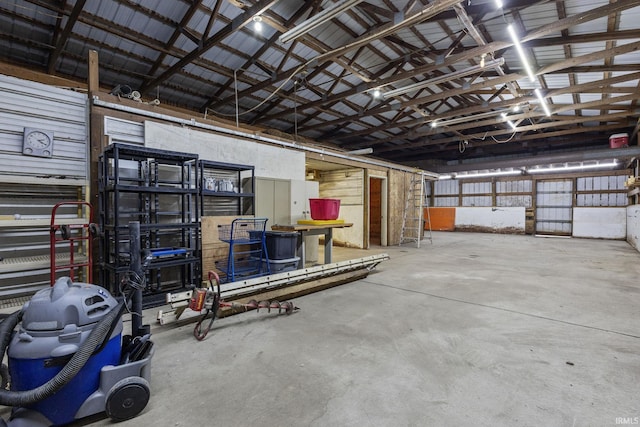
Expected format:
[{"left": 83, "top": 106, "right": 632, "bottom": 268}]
[{"left": 0, "top": 0, "right": 638, "bottom": 171}]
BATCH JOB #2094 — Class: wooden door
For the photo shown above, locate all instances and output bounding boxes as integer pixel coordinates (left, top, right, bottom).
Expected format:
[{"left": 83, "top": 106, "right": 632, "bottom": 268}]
[{"left": 369, "top": 177, "right": 382, "bottom": 245}]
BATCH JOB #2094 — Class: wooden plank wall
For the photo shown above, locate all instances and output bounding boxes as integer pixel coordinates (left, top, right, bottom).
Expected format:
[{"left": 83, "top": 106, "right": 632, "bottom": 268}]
[
  {"left": 319, "top": 168, "right": 363, "bottom": 205},
  {"left": 201, "top": 215, "right": 253, "bottom": 279},
  {"left": 388, "top": 169, "right": 411, "bottom": 245}
]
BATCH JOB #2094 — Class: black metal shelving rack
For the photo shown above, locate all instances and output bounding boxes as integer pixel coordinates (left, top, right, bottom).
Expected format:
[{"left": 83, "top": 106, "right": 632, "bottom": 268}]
[
  {"left": 198, "top": 160, "right": 255, "bottom": 217},
  {"left": 98, "top": 143, "right": 200, "bottom": 303}
]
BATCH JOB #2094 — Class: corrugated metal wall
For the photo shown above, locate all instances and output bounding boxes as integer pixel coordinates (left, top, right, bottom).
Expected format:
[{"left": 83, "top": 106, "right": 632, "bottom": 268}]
[
  {"left": 104, "top": 116, "right": 144, "bottom": 145},
  {"left": 434, "top": 180, "right": 459, "bottom": 206},
  {"left": 432, "top": 174, "right": 626, "bottom": 235},
  {"left": 497, "top": 180, "right": 533, "bottom": 207},
  {"left": 0, "top": 74, "right": 89, "bottom": 301},
  {"left": 462, "top": 181, "right": 491, "bottom": 207},
  {"left": 0, "top": 74, "right": 88, "bottom": 180},
  {"left": 576, "top": 175, "right": 627, "bottom": 207}
]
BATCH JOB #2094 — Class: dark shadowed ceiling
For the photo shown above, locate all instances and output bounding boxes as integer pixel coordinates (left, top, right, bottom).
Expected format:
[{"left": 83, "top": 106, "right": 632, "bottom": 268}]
[{"left": 1, "top": 0, "right": 639, "bottom": 171}]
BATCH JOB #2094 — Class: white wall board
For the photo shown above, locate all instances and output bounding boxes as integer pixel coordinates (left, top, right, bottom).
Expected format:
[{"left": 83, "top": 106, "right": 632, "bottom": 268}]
[
  {"left": 626, "top": 206, "right": 640, "bottom": 251},
  {"left": 144, "top": 121, "right": 305, "bottom": 181},
  {"left": 455, "top": 207, "right": 525, "bottom": 232},
  {"left": 573, "top": 207, "right": 626, "bottom": 239}
]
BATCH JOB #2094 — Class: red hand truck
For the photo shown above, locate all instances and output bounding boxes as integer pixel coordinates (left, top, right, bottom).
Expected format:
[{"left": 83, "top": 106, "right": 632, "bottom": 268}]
[{"left": 49, "top": 201, "right": 96, "bottom": 285}]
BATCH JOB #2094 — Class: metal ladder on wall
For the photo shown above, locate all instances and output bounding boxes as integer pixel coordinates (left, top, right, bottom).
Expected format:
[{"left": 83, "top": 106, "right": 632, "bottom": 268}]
[{"left": 400, "top": 172, "right": 433, "bottom": 247}]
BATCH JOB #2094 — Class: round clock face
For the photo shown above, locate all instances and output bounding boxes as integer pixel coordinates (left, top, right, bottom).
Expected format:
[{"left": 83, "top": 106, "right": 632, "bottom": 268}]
[{"left": 27, "top": 131, "right": 52, "bottom": 149}]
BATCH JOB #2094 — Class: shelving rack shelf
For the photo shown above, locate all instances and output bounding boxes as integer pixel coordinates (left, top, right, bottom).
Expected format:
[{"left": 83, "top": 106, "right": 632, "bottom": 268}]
[
  {"left": 198, "top": 160, "right": 255, "bottom": 217},
  {"left": 98, "top": 143, "right": 200, "bottom": 301}
]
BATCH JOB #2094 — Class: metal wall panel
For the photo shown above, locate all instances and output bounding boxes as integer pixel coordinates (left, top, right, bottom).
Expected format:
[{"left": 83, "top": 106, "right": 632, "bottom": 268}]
[
  {"left": 435, "top": 197, "right": 458, "bottom": 207},
  {"left": 461, "top": 196, "right": 491, "bottom": 207},
  {"left": 496, "top": 179, "right": 533, "bottom": 207},
  {"left": 435, "top": 180, "right": 459, "bottom": 195},
  {"left": 0, "top": 74, "right": 88, "bottom": 181},
  {"left": 434, "top": 180, "right": 459, "bottom": 206},
  {"left": 104, "top": 116, "right": 144, "bottom": 145},
  {"left": 461, "top": 181, "right": 491, "bottom": 207},
  {"left": 576, "top": 175, "right": 627, "bottom": 207},
  {"left": 497, "top": 195, "right": 532, "bottom": 207}
]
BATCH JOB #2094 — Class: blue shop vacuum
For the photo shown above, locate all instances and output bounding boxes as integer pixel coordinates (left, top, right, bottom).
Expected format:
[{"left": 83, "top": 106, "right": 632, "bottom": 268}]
[{"left": 0, "top": 222, "right": 154, "bottom": 426}]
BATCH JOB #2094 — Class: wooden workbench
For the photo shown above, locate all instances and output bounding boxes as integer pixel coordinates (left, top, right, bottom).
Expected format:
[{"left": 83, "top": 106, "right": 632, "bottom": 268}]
[{"left": 271, "top": 223, "right": 353, "bottom": 268}]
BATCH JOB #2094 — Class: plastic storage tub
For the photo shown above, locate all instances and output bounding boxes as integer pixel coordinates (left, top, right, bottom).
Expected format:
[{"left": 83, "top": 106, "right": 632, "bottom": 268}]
[
  {"left": 265, "top": 231, "right": 297, "bottom": 260},
  {"left": 262, "top": 257, "right": 300, "bottom": 273},
  {"left": 609, "top": 133, "right": 629, "bottom": 149},
  {"left": 309, "top": 198, "right": 341, "bottom": 220}
]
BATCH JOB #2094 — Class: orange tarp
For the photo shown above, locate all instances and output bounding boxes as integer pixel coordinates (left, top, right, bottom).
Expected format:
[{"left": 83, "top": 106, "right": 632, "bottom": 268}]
[{"left": 425, "top": 207, "right": 455, "bottom": 231}]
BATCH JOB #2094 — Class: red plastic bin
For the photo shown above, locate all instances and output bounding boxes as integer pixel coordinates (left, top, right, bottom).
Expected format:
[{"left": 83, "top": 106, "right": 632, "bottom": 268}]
[
  {"left": 609, "top": 133, "right": 629, "bottom": 149},
  {"left": 309, "top": 198, "right": 341, "bottom": 220}
]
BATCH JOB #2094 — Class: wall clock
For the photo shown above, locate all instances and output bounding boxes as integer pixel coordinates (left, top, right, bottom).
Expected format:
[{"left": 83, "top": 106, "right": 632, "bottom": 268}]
[{"left": 22, "top": 128, "right": 54, "bottom": 158}]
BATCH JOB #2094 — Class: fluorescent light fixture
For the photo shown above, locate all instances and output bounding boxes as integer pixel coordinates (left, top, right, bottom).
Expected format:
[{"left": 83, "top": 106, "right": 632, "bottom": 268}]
[
  {"left": 495, "top": 0, "right": 503, "bottom": 7},
  {"left": 431, "top": 108, "right": 509, "bottom": 128},
  {"left": 346, "top": 148, "right": 373, "bottom": 155},
  {"left": 438, "top": 174, "right": 453, "bottom": 180},
  {"left": 507, "top": 24, "right": 536, "bottom": 82},
  {"left": 501, "top": 113, "right": 517, "bottom": 130},
  {"left": 528, "top": 161, "right": 618, "bottom": 174},
  {"left": 253, "top": 16, "right": 263, "bottom": 32},
  {"left": 512, "top": 105, "right": 521, "bottom": 112},
  {"left": 279, "top": 0, "right": 364, "bottom": 43},
  {"left": 455, "top": 170, "right": 522, "bottom": 179},
  {"left": 383, "top": 58, "right": 504, "bottom": 98},
  {"left": 534, "top": 88, "right": 551, "bottom": 116},
  {"left": 372, "top": 89, "right": 381, "bottom": 98}
]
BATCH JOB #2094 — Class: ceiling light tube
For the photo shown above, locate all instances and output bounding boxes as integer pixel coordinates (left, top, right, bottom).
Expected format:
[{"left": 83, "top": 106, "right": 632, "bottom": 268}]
[
  {"left": 534, "top": 88, "right": 552, "bottom": 116},
  {"left": 432, "top": 108, "right": 509, "bottom": 127},
  {"left": 383, "top": 58, "right": 504, "bottom": 98},
  {"left": 528, "top": 161, "right": 618, "bottom": 174},
  {"left": 507, "top": 120, "right": 517, "bottom": 130},
  {"left": 346, "top": 148, "right": 373, "bottom": 155},
  {"left": 495, "top": 0, "right": 503, "bottom": 8},
  {"left": 507, "top": 24, "right": 536, "bottom": 82},
  {"left": 455, "top": 170, "right": 522, "bottom": 179},
  {"left": 279, "top": 0, "right": 364, "bottom": 43}
]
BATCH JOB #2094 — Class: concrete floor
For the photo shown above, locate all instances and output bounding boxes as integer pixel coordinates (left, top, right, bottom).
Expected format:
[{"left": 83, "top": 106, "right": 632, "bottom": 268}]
[{"left": 5, "top": 232, "right": 640, "bottom": 426}]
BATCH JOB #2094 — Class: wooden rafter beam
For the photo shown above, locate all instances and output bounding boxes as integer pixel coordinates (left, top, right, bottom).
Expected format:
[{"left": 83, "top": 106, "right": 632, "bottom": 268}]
[
  {"left": 306, "top": 41, "right": 640, "bottom": 139},
  {"left": 47, "top": 0, "right": 86, "bottom": 74},
  {"left": 255, "top": 0, "right": 640, "bottom": 128},
  {"left": 146, "top": 0, "right": 205, "bottom": 79},
  {"left": 378, "top": 111, "right": 634, "bottom": 154},
  {"left": 388, "top": 123, "right": 630, "bottom": 159},
  {"left": 139, "top": 0, "right": 279, "bottom": 95}
]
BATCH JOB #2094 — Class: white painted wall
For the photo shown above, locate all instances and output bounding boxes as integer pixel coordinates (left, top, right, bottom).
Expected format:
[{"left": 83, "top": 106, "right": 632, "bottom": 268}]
[
  {"left": 573, "top": 207, "right": 626, "bottom": 239},
  {"left": 455, "top": 207, "right": 525, "bottom": 232},
  {"left": 626, "top": 205, "right": 640, "bottom": 251},
  {"left": 144, "top": 121, "right": 305, "bottom": 181}
]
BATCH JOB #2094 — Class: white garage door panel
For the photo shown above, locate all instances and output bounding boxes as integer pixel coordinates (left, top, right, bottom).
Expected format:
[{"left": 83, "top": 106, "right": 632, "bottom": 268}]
[{"left": 536, "top": 180, "right": 573, "bottom": 235}]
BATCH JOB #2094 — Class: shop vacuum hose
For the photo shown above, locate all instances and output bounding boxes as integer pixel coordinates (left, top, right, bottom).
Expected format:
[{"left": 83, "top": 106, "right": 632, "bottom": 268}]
[{"left": 0, "top": 301, "right": 124, "bottom": 407}]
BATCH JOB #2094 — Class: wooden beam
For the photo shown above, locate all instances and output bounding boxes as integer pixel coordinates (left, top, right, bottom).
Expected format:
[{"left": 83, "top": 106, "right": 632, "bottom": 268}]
[
  {"left": 384, "top": 123, "right": 627, "bottom": 157},
  {"left": 139, "top": 0, "right": 279, "bottom": 95},
  {"left": 47, "top": 0, "right": 87, "bottom": 74},
  {"left": 87, "top": 49, "right": 99, "bottom": 95},
  {"left": 246, "top": 0, "right": 640, "bottom": 126}
]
